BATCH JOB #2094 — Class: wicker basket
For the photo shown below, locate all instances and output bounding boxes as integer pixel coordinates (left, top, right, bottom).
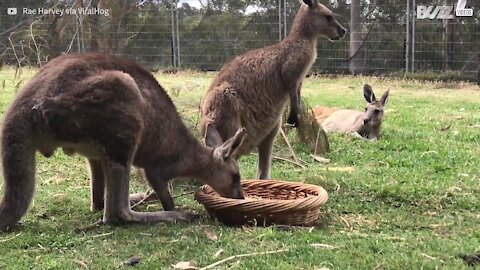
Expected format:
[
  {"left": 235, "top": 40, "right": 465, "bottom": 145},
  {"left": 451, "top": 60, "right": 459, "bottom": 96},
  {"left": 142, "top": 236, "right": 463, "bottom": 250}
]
[{"left": 195, "top": 179, "right": 328, "bottom": 226}]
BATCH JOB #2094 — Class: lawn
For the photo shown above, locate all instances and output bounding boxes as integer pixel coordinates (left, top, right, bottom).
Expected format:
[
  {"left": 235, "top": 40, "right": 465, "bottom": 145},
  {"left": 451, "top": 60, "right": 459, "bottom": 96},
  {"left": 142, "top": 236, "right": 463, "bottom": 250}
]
[{"left": 0, "top": 67, "right": 479, "bottom": 269}]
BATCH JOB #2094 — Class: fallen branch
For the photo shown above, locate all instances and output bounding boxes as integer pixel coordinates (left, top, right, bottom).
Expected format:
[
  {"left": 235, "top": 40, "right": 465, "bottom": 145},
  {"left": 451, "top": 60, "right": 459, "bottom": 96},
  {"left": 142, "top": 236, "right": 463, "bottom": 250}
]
[
  {"left": 319, "top": 167, "right": 355, "bottom": 173},
  {"left": 88, "top": 232, "right": 113, "bottom": 239},
  {"left": 310, "top": 154, "right": 330, "bottom": 164},
  {"left": 75, "top": 220, "right": 103, "bottom": 233},
  {"left": 279, "top": 127, "right": 301, "bottom": 164},
  {"left": 309, "top": 243, "right": 340, "bottom": 249},
  {"left": 339, "top": 216, "right": 351, "bottom": 229},
  {"left": 273, "top": 155, "right": 306, "bottom": 169},
  {"left": 200, "top": 249, "right": 290, "bottom": 270},
  {"left": 421, "top": 253, "right": 445, "bottom": 263},
  {"left": 252, "top": 153, "right": 306, "bottom": 169},
  {"left": 0, "top": 233, "right": 21, "bottom": 243},
  {"left": 130, "top": 189, "right": 155, "bottom": 209}
]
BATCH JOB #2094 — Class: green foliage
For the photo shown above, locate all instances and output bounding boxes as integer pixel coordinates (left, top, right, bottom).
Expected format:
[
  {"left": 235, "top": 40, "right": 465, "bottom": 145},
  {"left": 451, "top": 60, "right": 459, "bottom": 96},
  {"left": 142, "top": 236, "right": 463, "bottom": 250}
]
[{"left": 0, "top": 71, "right": 479, "bottom": 269}]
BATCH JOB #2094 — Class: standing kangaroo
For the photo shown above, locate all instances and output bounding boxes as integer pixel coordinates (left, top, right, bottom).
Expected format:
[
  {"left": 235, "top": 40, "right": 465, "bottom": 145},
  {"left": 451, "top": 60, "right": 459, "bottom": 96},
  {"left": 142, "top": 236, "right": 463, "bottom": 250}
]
[
  {"left": 314, "top": 84, "right": 390, "bottom": 140},
  {"left": 0, "top": 53, "right": 246, "bottom": 232},
  {"left": 200, "top": 0, "right": 346, "bottom": 179}
]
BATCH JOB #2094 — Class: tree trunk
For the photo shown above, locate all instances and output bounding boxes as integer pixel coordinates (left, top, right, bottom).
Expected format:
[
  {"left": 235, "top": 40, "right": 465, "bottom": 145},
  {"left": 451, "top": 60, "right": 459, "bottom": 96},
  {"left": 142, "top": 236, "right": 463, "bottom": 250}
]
[
  {"left": 442, "top": 19, "right": 455, "bottom": 71},
  {"left": 349, "top": 0, "right": 366, "bottom": 74}
]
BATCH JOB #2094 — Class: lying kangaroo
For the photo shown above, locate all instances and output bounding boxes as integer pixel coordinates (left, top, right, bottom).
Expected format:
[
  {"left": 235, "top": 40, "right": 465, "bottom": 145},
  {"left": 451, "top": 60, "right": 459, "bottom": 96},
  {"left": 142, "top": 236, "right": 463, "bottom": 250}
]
[
  {"left": 200, "top": 0, "right": 346, "bottom": 179},
  {"left": 0, "top": 53, "right": 246, "bottom": 232},
  {"left": 314, "top": 84, "right": 389, "bottom": 140}
]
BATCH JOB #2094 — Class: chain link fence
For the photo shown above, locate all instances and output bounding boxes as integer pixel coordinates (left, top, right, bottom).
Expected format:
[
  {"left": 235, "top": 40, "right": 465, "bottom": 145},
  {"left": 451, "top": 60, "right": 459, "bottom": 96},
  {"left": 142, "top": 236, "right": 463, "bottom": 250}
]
[
  {"left": 0, "top": 0, "right": 478, "bottom": 80},
  {"left": 411, "top": 0, "right": 479, "bottom": 77}
]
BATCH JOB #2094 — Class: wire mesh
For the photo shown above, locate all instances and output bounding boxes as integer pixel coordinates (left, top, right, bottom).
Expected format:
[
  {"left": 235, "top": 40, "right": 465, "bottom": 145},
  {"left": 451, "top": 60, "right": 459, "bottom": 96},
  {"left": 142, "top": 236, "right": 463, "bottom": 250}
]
[{"left": 0, "top": 0, "right": 478, "bottom": 80}]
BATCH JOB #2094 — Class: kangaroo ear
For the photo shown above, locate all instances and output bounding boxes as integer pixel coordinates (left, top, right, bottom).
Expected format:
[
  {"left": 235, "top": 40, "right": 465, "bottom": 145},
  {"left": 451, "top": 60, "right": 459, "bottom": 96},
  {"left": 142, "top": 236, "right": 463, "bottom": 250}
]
[
  {"left": 205, "top": 123, "right": 223, "bottom": 147},
  {"left": 363, "top": 84, "right": 376, "bottom": 103},
  {"left": 302, "top": 0, "right": 314, "bottom": 8},
  {"left": 380, "top": 90, "right": 390, "bottom": 106},
  {"left": 214, "top": 127, "right": 246, "bottom": 161}
]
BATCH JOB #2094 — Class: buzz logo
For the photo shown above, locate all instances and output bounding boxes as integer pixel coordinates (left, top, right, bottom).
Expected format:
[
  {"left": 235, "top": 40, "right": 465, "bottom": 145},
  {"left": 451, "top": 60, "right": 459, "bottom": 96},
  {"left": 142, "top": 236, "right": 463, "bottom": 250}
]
[
  {"left": 455, "top": 0, "right": 474, "bottom": 17},
  {"left": 417, "top": 0, "right": 473, "bottom": 19}
]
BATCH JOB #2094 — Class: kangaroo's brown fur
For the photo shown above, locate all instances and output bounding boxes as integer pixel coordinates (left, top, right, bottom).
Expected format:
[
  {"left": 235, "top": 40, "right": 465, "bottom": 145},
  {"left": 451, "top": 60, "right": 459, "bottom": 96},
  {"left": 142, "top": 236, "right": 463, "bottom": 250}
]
[
  {"left": 0, "top": 53, "right": 246, "bottom": 232},
  {"left": 312, "top": 106, "right": 340, "bottom": 123},
  {"left": 200, "top": 0, "right": 346, "bottom": 179},
  {"left": 315, "top": 84, "right": 390, "bottom": 140}
]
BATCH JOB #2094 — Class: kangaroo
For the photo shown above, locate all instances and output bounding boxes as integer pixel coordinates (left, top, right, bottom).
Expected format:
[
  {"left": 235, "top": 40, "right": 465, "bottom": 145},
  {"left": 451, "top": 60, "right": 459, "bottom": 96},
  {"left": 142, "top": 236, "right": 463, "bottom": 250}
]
[
  {"left": 315, "top": 84, "right": 390, "bottom": 140},
  {"left": 0, "top": 53, "right": 246, "bottom": 232},
  {"left": 312, "top": 106, "right": 340, "bottom": 123},
  {"left": 200, "top": 0, "right": 346, "bottom": 179}
]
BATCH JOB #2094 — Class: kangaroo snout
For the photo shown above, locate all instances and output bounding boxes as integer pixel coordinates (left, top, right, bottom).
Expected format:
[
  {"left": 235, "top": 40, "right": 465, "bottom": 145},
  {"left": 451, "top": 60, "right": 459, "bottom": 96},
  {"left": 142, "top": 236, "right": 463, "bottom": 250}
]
[
  {"left": 363, "top": 117, "right": 371, "bottom": 125},
  {"left": 337, "top": 26, "right": 347, "bottom": 38},
  {"left": 331, "top": 25, "right": 347, "bottom": 40},
  {"left": 233, "top": 189, "right": 245, "bottom": 200},
  {"left": 223, "top": 187, "right": 245, "bottom": 200}
]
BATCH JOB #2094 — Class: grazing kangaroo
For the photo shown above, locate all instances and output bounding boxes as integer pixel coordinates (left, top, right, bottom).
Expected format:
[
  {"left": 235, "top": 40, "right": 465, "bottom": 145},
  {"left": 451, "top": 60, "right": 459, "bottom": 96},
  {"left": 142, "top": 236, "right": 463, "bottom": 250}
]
[
  {"left": 200, "top": 0, "right": 346, "bottom": 179},
  {"left": 0, "top": 53, "right": 246, "bottom": 232},
  {"left": 314, "top": 84, "right": 390, "bottom": 140}
]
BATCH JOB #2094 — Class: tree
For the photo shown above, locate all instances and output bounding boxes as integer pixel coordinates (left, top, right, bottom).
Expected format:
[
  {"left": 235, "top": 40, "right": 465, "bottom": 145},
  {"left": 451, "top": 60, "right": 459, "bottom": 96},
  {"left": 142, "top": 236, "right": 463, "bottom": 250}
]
[{"left": 349, "top": 0, "right": 367, "bottom": 74}]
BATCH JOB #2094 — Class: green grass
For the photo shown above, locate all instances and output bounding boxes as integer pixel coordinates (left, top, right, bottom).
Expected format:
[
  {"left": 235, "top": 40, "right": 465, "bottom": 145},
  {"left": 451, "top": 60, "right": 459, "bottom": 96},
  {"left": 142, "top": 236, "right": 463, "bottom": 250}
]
[{"left": 0, "top": 68, "right": 479, "bottom": 269}]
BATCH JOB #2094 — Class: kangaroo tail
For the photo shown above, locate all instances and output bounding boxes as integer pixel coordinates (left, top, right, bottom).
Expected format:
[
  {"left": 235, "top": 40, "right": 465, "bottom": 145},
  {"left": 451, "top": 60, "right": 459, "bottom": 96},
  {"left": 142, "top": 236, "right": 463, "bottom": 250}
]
[{"left": 0, "top": 114, "right": 36, "bottom": 232}]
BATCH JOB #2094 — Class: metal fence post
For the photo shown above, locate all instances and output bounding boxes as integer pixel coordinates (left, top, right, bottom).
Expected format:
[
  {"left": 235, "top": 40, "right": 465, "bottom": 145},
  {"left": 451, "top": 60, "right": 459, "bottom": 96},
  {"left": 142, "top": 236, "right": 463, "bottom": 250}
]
[
  {"left": 171, "top": 1, "right": 177, "bottom": 68},
  {"left": 278, "top": 0, "right": 287, "bottom": 41},
  {"left": 406, "top": 0, "right": 410, "bottom": 72},
  {"left": 283, "top": 0, "right": 287, "bottom": 39},
  {"left": 412, "top": 0, "right": 415, "bottom": 72},
  {"left": 170, "top": 0, "right": 180, "bottom": 68},
  {"left": 176, "top": 0, "right": 180, "bottom": 68},
  {"left": 278, "top": 0, "right": 282, "bottom": 41}
]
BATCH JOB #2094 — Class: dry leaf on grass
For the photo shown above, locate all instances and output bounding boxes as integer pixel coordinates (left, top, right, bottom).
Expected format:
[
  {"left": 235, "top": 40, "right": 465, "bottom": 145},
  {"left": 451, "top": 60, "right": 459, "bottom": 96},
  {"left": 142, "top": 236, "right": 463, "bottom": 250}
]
[
  {"left": 320, "top": 167, "right": 355, "bottom": 172},
  {"left": 203, "top": 228, "right": 218, "bottom": 241},
  {"left": 172, "top": 261, "right": 198, "bottom": 269},
  {"left": 73, "top": 259, "right": 88, "bottom": 268},
  {"left": 310, "top": 154, "right": 330, "bottom": 164},
  {"left": 440, "top": 125, "right": 451, "bottom": 132},
  {"left": 214, "top": 249, "right": 224, "bottom": 258},
  {"left": 309, "top": 243, "right": 339, "bottom": 249}
]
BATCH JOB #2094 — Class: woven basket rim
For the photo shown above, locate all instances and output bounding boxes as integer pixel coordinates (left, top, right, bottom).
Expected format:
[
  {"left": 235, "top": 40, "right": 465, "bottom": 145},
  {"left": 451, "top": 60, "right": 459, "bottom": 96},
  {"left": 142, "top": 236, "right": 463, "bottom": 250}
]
[{"left": 195, "top": 179, "right": 328, "bottom": 213}]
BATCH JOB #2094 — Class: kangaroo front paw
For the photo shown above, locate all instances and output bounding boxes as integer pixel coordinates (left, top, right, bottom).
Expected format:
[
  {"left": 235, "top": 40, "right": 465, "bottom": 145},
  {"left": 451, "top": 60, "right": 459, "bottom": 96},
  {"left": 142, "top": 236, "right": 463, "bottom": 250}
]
[{"left": 286, "top": 113, "right": 300, "bottom": 128}]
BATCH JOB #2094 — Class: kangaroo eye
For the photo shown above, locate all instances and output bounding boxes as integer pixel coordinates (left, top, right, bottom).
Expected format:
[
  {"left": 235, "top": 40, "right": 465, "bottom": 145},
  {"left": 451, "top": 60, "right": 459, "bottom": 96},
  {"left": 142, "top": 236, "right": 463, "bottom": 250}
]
[
  {"left": 325, "top": 15, "right": 333, "bottom": 22},
  {"left": 364, "top": 108, "right": 368, "bottom": 112}
]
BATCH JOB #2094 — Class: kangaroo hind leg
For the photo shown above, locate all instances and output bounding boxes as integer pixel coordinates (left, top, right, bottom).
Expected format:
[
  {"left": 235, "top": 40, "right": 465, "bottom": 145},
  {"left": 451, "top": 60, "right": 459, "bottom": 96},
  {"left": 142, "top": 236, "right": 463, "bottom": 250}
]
[
  {"left": 87, "top": 159, "right": 105, "bottom": 212},
  {"left": 257, "top": 121, "right": 281, "bottom": 179}
]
